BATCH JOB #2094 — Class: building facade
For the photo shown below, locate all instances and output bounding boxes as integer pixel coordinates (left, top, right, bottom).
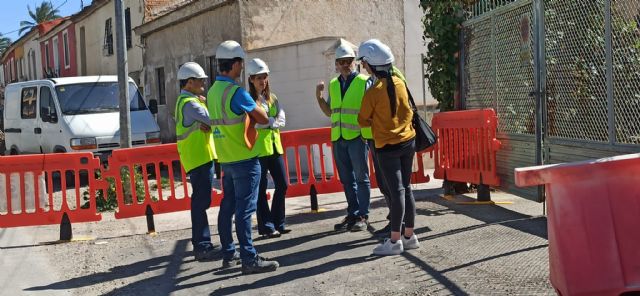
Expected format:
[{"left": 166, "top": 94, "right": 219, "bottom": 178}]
[
  {"left": 73, "top": 0, "right": 186, "bottom": 86},
  {"left": 39, "top": 19, "right": 78, "bottom": 78},
  {"left": 135, "top": 0, "right": 431, "bottom": 142}
]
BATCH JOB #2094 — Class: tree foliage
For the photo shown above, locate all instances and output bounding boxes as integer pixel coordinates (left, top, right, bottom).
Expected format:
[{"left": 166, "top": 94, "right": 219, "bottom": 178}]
[
  {"left": 420, "top": 1, "right": 466, "bottom": 111},
  {"left": 0, "top": 34, "right": 11, "bottom": 56},
  {"left": 19, "top": 1, "right": 61, "bottom": 35}
]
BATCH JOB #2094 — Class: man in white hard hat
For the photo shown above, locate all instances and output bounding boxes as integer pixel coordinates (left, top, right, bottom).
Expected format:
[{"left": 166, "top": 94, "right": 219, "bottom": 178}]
[
  {"left": 175, "top": 62, "right": 219, "bottom": 261},
  {"left": 315, "top": 39, "right": 372, "bottom": 232},
  {"left": 206, "top": 40, "right": 279, "bottom": 274}
]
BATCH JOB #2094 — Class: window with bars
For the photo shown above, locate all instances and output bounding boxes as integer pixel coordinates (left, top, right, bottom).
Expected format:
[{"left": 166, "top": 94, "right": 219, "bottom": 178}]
[
  {"left": 157, "top": 67, "right": 166, "bottom": 105},
  {"left": 125, "top": 8, "right": 132, "bottom": 49},
  {"left": 208, "top": 56, "right": 218, "bottom": 84},
  {"left": 103, "top": 18, "right": 113, "bottom": 56}
]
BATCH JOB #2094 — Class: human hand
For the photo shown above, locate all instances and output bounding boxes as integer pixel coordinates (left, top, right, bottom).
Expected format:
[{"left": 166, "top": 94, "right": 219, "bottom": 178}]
[
  {"left": 316, "top": 81, "right": 325, "bottom": 99},
  {"left": 199, "top": 123, "right": 211, "bottom": 132}
]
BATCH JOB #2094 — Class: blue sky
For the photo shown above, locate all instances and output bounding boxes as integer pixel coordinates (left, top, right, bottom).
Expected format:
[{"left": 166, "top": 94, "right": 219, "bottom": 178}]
[{"left": 1, "top": 0, "right": 86, "bottom": 41}]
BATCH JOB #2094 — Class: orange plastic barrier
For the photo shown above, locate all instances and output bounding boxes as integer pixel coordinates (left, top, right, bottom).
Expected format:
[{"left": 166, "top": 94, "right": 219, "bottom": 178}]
[
  {"left": 0, "top": 153, "right": 103, "bottom": 228},
  {"left": 431, "top": 109, "right": 501, "bottom": 186},
  {"left": 280, "top": 127, "right": 343, "bottom": 197},
  {"left": 102, "top": 144, "right": 223, "bottom": 220},
  {"left": 280, "top": 127, "right": 430, "bottom": 198},
  {"left": 515, "top": 154, "right": 640, "bottom": 296}
]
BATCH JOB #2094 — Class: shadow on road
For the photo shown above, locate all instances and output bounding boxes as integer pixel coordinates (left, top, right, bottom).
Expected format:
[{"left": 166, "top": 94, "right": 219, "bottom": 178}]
[{"left": 21, "top": 185, "right": 548, "bottom": 295}]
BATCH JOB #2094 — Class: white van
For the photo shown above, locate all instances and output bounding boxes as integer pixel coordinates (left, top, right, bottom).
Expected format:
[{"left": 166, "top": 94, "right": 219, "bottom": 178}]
[{"left": 3, "top": 76, "right": 161, "bottom": 160}]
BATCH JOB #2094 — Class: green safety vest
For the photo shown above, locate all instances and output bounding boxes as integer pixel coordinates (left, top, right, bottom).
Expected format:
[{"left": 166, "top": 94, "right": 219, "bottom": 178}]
[
  {"left": 207, "top": 80, "right": 258, "bottom": 163},
  {"left": 392, "top": 65, "right": 406, "bottom": 84},
  {"left": 329, "top": 74, "right": 372, "bottom": 141},
  {"left": 175, "top": 94, "right": 216, "bottom": 173},
  {"left": 254, "top": 94, "right": 284, "bottom": 157}
]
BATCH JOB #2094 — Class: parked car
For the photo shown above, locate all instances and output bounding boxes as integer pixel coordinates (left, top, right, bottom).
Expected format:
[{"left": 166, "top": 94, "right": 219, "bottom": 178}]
[{"left": 2, "top": 76, "right": 160, "bottom": 161}]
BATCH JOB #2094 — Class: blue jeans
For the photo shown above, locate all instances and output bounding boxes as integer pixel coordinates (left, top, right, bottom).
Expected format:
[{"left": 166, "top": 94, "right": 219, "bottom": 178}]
[
  {"left": 188, "top": 161, "right": 214, "bottom": 250},
  {"left": 257, "top": 153, "right": 288, "bottom": 234},
  {"left": 218, "top": 158, "right": 261, "bottom": 265},
  {"left": 332, "top": 138, "right": 371, "bottom": 217}
]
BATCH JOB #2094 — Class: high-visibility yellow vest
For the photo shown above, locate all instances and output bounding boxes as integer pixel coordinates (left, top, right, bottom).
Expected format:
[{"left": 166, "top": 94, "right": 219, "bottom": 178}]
[
  {"left": 254, "top": 94, "right": 284, "bottom": 157},
  {"left": 392, "top": 65, "right": 406, "bottom": 84},
  {"left": 329, "top": 74, "right": 372, "bottom": 141},
  {"left": 175, "top": 94, "right": 216, "bottom": 173},
  {"left": 207, "top": 80, "right": 258, "bottom": 163}
]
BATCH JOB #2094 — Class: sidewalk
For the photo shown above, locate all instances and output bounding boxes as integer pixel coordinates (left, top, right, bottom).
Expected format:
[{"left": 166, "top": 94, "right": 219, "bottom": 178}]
[{"left": 0, "top": 175, "right": 553, "bottom": 296}]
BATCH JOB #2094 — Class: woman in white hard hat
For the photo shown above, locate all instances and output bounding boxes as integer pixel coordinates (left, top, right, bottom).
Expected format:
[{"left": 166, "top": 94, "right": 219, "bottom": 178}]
[
  {"left": 246, "top": 58, "right": 289, "bottom": 238},
  {"left": 357, "top": 40, "right": 421, "bottom": 256}
]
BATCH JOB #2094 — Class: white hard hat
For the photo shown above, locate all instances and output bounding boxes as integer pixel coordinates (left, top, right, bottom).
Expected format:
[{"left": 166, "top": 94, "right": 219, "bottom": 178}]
[
  {"left": 246, "top": 58, "right": 270, "bottom": 76},
  {"left": 357, "top": 39, "right": 395, "bottom": 66},
  {"left": 216, "top": 40, "right": 246, "bottom": 60},
  {"left": 335, "top": 41, "right": 356, "bottom": 60},
  {"left": 177, "top": 62, "right": 208, "bottom": 80}
]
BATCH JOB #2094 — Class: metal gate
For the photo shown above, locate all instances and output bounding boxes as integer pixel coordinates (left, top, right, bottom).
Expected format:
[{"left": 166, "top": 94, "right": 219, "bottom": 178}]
[{"left": 461, "top": 0, "right": 640, "bottom": 201}]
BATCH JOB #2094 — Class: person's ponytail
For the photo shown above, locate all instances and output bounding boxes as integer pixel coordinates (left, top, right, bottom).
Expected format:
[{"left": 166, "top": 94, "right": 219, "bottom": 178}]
[{"left": 374, "top": 65, "right": 396, "bottom": 117}]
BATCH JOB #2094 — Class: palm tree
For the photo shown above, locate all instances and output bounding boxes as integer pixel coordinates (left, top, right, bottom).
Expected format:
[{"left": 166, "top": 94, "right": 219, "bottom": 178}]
[
  {"left": 0, "top": 34, "right": 11, "bottom": 56},
  {"left": 19, "top": 1, "right": 62, "bottom": 35}
]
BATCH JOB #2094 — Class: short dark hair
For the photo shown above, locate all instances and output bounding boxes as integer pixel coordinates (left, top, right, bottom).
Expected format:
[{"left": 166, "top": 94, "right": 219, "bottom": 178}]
[
  {"left": 179, "top": 79, "right": 189, "bottom": 89},
  {"left": 218, "top": 57, "right": 243, "bottom": 73}
]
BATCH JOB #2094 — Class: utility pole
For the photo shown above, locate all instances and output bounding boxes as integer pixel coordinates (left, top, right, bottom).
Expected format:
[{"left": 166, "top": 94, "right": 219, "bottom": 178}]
[{"left": 115, "top": 0, "right": 131, "bottom": 148}]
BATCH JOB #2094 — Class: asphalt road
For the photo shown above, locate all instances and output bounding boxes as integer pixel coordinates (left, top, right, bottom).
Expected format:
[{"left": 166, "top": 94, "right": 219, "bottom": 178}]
[{"left": 0, "top": 179, "right": 554, "bottom": 296}]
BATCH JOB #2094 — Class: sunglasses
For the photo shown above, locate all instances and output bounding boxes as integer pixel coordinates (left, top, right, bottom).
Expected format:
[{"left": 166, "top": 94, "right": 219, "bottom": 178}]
[{"left": 336, "top": 59, "right": 354, "bottom": 65}]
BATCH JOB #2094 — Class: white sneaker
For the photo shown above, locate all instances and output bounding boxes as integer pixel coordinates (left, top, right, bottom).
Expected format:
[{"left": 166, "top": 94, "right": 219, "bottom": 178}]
[
  {"left": 402, "top": 234, "right": 421, "bottom": 250},
  {"left": 373, "top": 238, "right": 404, "bottom": 255}
]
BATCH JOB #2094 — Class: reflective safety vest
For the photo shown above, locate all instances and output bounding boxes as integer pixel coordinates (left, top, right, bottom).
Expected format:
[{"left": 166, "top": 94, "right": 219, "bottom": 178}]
[
  {"left": 207, "top": 80, "right": 258, "bottom": 163},
  {"left": 329, "top": 74, "right": 372, "bottom": 141},
  {"left": 254, "top": 95, "right": 284, "bottom": 157},
  {"left": 392, "top": 65, "right": 407, "bottom": 84},
  {"left": 175, "top": 94, "right": 216, "bottom": 173}
]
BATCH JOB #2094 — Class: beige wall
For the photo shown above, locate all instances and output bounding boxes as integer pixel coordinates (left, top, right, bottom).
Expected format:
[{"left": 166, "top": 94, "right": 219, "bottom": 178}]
[
  {"left": 141, "top": 1, "right": 242, "bottom": 142},
  {"left": 23, "top": 35, "right": 42, "bottom": 80},
  {"left": 239, "top": 0, "right": 406, "bottom": 68},
  {"left": 240, "top": 0, "right": 434, "bottom": 107},
  {"left": 404, "top": 0, "right": 435, "bottom": 107},
  {"left": 74, "top": 0, "right": 144, "bottom": 79},
  {"left": 140, "top": 0, "right": 431, "bottom": 142},
  {"left": 246, "top": 37, "right": 339, "bottom": 131}
]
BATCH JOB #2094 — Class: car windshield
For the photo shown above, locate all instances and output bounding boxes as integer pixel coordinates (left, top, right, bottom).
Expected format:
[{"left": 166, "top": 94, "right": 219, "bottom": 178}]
[{"left": 55, "top": 82, "right": 147, "bottom": 115}]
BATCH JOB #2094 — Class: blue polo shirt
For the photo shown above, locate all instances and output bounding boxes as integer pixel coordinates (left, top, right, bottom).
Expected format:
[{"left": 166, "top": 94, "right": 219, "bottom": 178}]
[{"left": 215, "top": 75, "right": 257, "bottom": 115}]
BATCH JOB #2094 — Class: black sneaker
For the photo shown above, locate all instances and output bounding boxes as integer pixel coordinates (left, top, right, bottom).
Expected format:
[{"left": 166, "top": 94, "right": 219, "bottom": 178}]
[
  {"left": 351, "top": 216, "right": 368, "bottom": 232},
  {"left": 334, "top": 216, "right": 356, "bottom": 231},
  {"left": 262, "top": 230, "right": 281, "bottom": 239},
  {"left": 241, "top": 256, "right": 279, "bottom": 274},
  {"left": 278, "top": 229, "right": 292, "bottom": 234},
  {"left": 375, "top": 223, "right": 406, "bottom": 239},
  {"left": 374, "top": 223, "right": 391, "bottom": 236},
  {"left": 194, "top": 245, "right": 220, "bottom": 262},
  {"left": 222, "top": 251, "right": 241, "bottom": 268}
]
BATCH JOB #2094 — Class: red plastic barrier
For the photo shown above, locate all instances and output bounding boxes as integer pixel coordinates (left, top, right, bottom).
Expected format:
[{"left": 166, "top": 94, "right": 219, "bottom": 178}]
[
  {"left": 280, "top": 127, "right": 430, "bottom": 198},
  {"left": 103, "top": 144, "right": 223, "bottom": 220},
  {"left": 280, "top": 127, "right": 343, "bottom": 197},
  {"left": 515, "top": 154, "right": 640, "bottom": 296},
  {"left": 0, "top": 153, "right": 103, "bottom": 227},
  {"left": 431, "top": 109, "right": 501, "bottom": 186}
]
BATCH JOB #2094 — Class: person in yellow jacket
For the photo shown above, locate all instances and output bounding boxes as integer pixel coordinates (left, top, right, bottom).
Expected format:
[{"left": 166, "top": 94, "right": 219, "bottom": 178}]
[
  {"left": 246, "top": 58, "right": 289, "bottom": 238},
  {"left": 207, "top": 40, "right": 279, "bottom": 274},
  {"left": 357, "top": 39, "right": 420, "bottom": 256},
  {"left": 358, "top": 39, "right": 408, "bottom": 238},
  {"left": 315, "top": 39, "right": 372, "bottom": 232},
  {"left": 174, "top": 62, "right": 218, "bottom": 261}
]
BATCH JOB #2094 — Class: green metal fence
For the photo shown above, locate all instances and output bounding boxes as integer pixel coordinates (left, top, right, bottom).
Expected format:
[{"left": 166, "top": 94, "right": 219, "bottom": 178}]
[{"left": 462, "top": 0, "right": 640, "bottom": 201}]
